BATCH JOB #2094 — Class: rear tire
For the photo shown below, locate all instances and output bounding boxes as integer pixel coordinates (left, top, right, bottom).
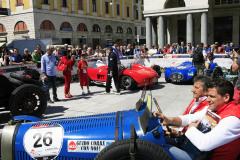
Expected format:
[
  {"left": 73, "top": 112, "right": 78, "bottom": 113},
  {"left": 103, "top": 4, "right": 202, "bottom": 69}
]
[
  {"left": 8, "top": 77, "right": 23, "bottom": 86},
  {"left": 95, "top": 139, "right": 173, "bottom": 160},
  {"left": 120, "top": 75, "right": 136, "bottom": 90},
  {"left": 9, "top": 84, "right": 47, "bottom": 117}
]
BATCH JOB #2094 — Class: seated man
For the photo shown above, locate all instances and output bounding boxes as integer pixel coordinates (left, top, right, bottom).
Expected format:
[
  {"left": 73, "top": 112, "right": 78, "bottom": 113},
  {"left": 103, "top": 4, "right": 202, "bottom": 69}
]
[
  {"left": 154, "top": 78, "right": 240, "bottom": 160},
  {"left": 167, "top": 75, "right": 210, "bottom": 136},
  {"left": 11, "top": 48, "right": 24, "bottom": 65}
]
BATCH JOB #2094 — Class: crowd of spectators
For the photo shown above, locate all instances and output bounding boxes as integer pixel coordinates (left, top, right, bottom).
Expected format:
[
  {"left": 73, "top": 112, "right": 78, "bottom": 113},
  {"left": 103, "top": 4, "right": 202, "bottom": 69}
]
[{"left": 0, "top": 41, "right": 237, "bottom": 67}]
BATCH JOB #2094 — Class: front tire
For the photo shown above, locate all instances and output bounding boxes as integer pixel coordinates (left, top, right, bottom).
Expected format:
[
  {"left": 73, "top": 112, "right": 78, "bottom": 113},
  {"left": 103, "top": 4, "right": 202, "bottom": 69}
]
[
  {"left": 120, "top": 75, "right": 136, "bottom": 90},
  {"left": 95, "top": 139, "right": 173, "bottom": 160},
  {"left": 165, "top": 76, "right": 171, "bottom": 83},
  {"left": 9, "top": 84, "right": 47, "bottom": 117}
]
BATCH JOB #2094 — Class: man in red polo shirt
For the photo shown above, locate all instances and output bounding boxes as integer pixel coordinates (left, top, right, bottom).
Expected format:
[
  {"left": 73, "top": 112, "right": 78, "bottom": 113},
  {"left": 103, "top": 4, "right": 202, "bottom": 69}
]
[{"left": 154, "top": 78, "right": 240, "bottom": 160}]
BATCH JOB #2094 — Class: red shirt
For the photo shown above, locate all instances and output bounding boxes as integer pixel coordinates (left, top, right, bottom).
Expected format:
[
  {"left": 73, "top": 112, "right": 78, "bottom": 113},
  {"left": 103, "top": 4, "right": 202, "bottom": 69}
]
[
  {"left": 61, "top": 56, "right": 75, "bottom": 71},
  {"left": 78, "top": 60, "right": 88, "bottom": 75}
]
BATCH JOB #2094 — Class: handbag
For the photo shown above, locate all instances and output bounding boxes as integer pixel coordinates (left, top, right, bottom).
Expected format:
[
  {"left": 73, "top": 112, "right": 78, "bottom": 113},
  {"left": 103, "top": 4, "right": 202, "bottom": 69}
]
[{"left": 56, "top": 60, "right": 67, "bottom": 71}]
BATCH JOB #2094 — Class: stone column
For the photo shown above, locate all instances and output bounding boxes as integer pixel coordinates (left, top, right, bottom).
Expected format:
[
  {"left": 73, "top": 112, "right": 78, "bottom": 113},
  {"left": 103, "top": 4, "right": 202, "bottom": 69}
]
[
  {"left": 54, "top": 0, "right": 57, "bottom": 10},
  {"left": 233, "top": 13, "right": 240, "bottom": 46},
  {"left": 186, "top": 13, "right": 193, "bottom": 45},
  {"left": 146, "top": 17, "right": 152, "bottom": 49},
  {"left": 158, "top": 15, "right": 164, "bottom": 50},
  {"left": 152, "top": 18, "right": 157, "bottom": 46},
  {"left": 201, "top": 12, "right": 208, "bottom": 46},
  {"left": 87, "top": 0, "right": 89, "bottom": 14}
]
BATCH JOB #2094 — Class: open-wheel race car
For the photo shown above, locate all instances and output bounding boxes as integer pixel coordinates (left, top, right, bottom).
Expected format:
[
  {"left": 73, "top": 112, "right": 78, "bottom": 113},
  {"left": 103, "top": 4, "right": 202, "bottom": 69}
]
[
  {"left": 0, "top": 89, "right": 175, "bottom": 160},
  {"left": 87, "top": 63, "right": 159, "bottom": 90},
  {"left": 0, "top": 69, "right": 47, "bottom": 117},
  {"left": 164, "top": 61, "right": 223, "bottom": 83}
]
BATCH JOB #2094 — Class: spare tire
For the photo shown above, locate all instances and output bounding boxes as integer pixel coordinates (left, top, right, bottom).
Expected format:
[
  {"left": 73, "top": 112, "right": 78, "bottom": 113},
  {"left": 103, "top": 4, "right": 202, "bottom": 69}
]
[
  {"left": 10, "top": 72, "right": 42, "bottom": 87},
  {"left": 8, "top": 77, "right": 23, "bottom": 87},
  {"left": 95, "top": 139, "right": 173, "bottom": 160},
  {"left": 9, "top": 84, "right": 47, "bottom": 117}
]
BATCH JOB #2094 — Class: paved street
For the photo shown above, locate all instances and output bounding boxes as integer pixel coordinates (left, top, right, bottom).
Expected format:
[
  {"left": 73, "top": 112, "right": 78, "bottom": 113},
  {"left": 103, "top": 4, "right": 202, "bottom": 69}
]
[{"left": 0, "top": 76, "right": 193, "bottom": 133}]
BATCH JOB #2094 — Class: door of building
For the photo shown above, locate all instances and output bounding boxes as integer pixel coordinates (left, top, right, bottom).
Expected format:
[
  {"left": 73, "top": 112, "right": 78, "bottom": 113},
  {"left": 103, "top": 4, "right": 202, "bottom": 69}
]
[
  {"left": 92, "top": 38, "right": 100, "bottom": 49},
  {"left": 178, "top": 20, "right": 186, "bottom": 44},
  {"left": 62, "top": 38, "right": 71, "bottom": 45}
]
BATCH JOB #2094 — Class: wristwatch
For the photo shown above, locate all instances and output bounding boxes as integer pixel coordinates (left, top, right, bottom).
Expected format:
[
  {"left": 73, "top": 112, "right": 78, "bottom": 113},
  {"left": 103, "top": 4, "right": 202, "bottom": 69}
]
[{"left": 234, "top": 57, "right": 238, "bottom": 59}]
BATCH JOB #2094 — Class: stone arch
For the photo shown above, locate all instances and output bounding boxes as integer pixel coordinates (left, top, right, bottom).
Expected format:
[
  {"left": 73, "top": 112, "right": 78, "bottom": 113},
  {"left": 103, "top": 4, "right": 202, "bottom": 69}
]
[
  {"left": 77, "top": 23, "right": 88, "bottom": 31},
  {"left": 116, "top": 26, "right": 123, "bottom": 33},
  {"left": 164, "top": 0, "right": 185, "bottom": 9},
  {"left": 14, "top": 21, "right": 28, "bottom": 31},
  {"left": 40, "top": 20, "right": 55, "bottom": 30},
  {"left": 127, "top": 27, "right": 132, "bottom": 34},
  {"left": 0, "top": 24, "right": 6, "bottom": 33},
  {"left": 105, "top": 25, "right": 113, "bottom": 33},
  {"left": 60, "top": 22, "right": 73, "bottom": 31},
  {"left": 92, "top": 24, "right": 101, "bottom": 32}
]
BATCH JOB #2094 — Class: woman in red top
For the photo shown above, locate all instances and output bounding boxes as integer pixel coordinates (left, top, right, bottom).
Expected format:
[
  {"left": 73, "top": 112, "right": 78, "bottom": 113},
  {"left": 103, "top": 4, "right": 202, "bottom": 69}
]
[{"left": 61, "top": 50, "right": 76, "bottom": 98}]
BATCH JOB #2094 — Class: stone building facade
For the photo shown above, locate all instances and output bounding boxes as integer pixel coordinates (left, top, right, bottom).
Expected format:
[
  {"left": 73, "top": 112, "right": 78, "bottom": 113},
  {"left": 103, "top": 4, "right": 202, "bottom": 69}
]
[
  {"left": 0, "top": 0, "right": 146, "bottom": 48},
  {"left": 143, "top": 0, "right": 240, "bottom": 49}
]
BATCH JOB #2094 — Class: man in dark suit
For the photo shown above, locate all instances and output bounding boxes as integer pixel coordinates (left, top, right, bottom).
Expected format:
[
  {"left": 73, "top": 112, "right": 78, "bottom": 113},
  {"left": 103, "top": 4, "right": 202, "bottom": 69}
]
[{"left": 103, "top": 47, "right": 121, "bottom": 95}]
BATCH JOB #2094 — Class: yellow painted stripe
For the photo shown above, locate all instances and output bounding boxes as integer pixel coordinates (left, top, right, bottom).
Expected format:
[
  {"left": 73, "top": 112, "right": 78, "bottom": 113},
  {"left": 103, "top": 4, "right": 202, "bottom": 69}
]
[
  {"left": 74, "top": 0, "right": 78, "bottom": 14},
  {"left": 68, "top": 0, "right": 72, "bottom": 12},
  {"left": 57, "top": 0, "right": 61, "bottom": 11},
  {"left": 114, "top": 0, "right": 117, "bottom": 19},
  {"left": 50, "top": 0, "right": 54, "bottom": 10},
  {"left": 2, "top": 0, "right": 7, "bottom": 8},
  {"left": 89, "top": 0, "right": 92, "bottom": 15},
  {"left": 97, "top": 0, "right": 100, "bottom": 17},
  {"left": 36, "top": 0, "right": 42, "bottom": 9},
  {"left": 102, "top": 0, "right": 105, "bottom": 17},
  {"left": 23, "top": 0, "right": 30, "bottom": 10},
  {"left": 84, "top": 0, "right": 87, "bottom": 14},
  {"left": 10, "top": 0, "right": 16, "bottom": 11}
]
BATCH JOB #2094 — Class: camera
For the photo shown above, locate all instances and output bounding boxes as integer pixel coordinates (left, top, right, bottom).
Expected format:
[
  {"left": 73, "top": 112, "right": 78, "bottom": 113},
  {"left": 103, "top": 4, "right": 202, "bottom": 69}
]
[{"left": 230, "top": 47, "right": 239, "bottom": 53}]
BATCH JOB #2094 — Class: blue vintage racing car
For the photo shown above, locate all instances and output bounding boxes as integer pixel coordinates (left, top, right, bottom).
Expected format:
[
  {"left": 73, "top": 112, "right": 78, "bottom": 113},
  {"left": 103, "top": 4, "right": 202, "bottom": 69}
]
[
  {"left": 0, "top": 89, "right": 175, "bottom": 160},
  {"left": 164, "top": 61, "right": 223, "bottom": 83}
]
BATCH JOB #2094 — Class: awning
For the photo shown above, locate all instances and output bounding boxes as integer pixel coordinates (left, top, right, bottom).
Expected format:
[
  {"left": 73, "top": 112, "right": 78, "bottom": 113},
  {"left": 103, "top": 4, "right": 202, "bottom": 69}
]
[{"left": 0, "top": 42, "right": 6, "bottom": 47}]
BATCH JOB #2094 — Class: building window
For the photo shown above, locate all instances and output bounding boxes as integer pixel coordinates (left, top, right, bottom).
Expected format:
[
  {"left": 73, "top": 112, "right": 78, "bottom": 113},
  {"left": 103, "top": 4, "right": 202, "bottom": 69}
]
[
  {"left": 40, "top": 20, "right": 55, "bottom": 30},
  {"left": 234, "top": 0, "right": 240, "bottom": 3},
  {"left": 77, "top": 23, "right": 88, "bottom": 31},
  {"left": 127, "top": 7, "right": 129, "bottom": 17},
  {"left": 135, "top": 27, "right": 137, "bottom": 35},
  {"left": 60, "top": 22, "right": 73, "bottom": 31},
  {"left": 105, "top": 2, "right": 109, "bottom": 14},
  {"left": 0, "top": 24, "right": 6, "bottom": 33},
  {"left": 141, "top": 27, "right": 146, "bottom": 36},
  {"left": 215, "top": 0, "right": 220, "bottom": 5},
  {"left": 78, "top": 0, "right": 83, "bottom": 10},
  {"left": 136, "top": 9, "right": 138, "bottom": 20},
  {"left": 62, "top": 0, "right": 67, "bottom": 7},
  {"left": 92, "top": 24, "right": 101, "bottom": 32},
  {"left": 178, "top": 0, "right": 185, "bottom": 7},
  {"left": 14, "top": 21, "right": 28, "bottom": 31},
  {"left": 222, "top": 0, "right": 227, "bottom": 4},
  {"left": 117, "top": 4, "right": 120, "bottom": 15},
  {"left": 42, "top": 0, "right": 48, "bottom": 4},
  {"left": 92, "top": 0, "right": 96, "bottom": 12},
  {"left": 105, "top": 25, "right": 113, "bottom": 33},
  {"left": 16, "top": 0, "right": 23, "bottom": 5},
  {"left": 117, "top": 26, "right": 123, "bottom": 33},
  {"left": 127, "top": 27, "right": 132, "bottom": 34}
]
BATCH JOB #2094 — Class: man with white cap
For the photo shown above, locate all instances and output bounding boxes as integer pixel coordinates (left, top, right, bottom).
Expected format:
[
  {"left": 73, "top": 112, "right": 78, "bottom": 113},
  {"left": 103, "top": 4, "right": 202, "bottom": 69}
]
[{"left": 23, "top": 48, "right": 34, "bottom": 64}]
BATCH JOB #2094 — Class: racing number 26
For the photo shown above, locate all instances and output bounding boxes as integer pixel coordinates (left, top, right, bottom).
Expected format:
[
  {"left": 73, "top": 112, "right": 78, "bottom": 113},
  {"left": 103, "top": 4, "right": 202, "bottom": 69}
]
[{"left": 33, "top": 132, "right": 53, "bottom": 148}]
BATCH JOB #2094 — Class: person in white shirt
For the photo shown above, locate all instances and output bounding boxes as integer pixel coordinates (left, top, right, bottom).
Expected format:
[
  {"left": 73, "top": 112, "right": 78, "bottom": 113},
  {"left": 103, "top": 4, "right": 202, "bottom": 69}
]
[
  {"left": 148, "top": 45, "right": 157, "bottom": 56},
  {"left": 154, "top": 78, "right": 240, "bottom": 160}
]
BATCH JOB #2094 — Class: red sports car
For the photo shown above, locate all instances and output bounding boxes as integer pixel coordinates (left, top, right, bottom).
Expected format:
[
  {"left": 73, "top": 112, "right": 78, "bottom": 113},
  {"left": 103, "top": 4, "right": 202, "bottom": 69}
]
[{"left": 87, "top": 63, "right": 159, "bottom": 90}]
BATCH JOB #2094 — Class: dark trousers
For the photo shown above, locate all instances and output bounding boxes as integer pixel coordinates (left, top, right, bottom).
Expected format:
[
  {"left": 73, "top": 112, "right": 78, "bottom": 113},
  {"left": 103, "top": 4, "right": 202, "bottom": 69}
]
[
  {"left": 44, "top": 76, "right": 57, "bottom": 100},
  {"left": 106, "top": 70, "right": 120, "bottom": 93}
]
